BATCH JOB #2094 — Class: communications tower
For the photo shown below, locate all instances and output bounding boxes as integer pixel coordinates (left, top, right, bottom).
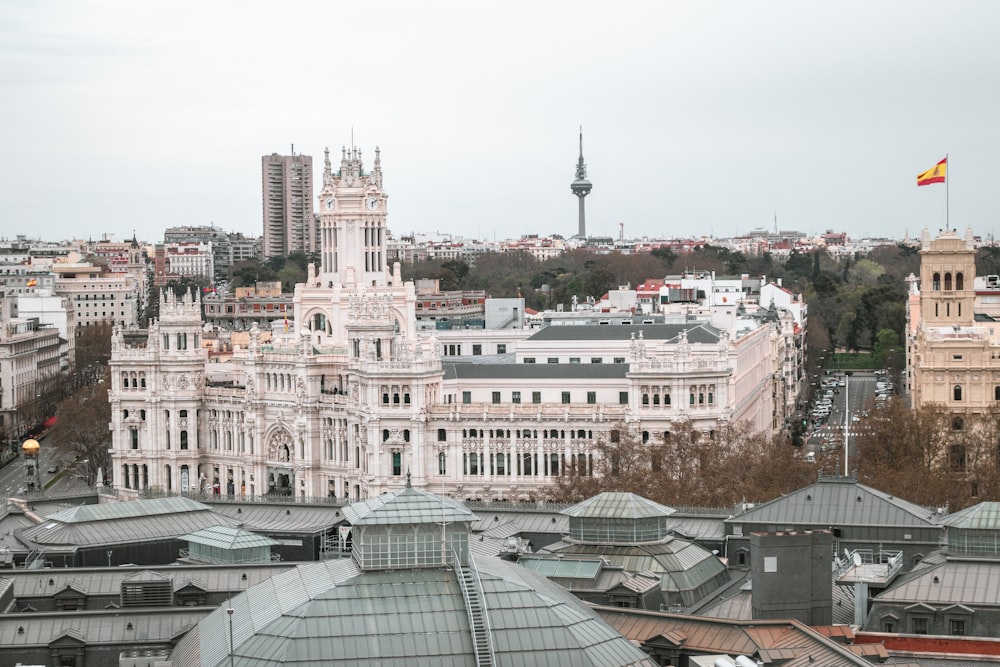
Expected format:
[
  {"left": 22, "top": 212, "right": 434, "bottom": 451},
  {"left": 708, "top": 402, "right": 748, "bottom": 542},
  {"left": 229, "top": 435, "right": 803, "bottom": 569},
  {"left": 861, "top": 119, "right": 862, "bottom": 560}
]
[{"left": 570, "top": 128, "right": 592, "bottom": 238}]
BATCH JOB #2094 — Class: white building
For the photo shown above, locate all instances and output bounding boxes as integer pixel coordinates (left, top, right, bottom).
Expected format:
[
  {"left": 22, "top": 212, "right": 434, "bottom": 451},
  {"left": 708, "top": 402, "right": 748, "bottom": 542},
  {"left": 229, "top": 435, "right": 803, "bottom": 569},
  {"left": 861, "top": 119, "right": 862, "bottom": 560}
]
[
  {"left": 53, "top": 262, "right": 141, "bottom": 330},
  {"left": 0, "top": 296, "right": 63, "bottom": 443},
  {"left": 165, "top": 242, "right": 214, "bottom": 282},
  {"left": 108, "top": 146, "right": 785, "bottom": 502}
]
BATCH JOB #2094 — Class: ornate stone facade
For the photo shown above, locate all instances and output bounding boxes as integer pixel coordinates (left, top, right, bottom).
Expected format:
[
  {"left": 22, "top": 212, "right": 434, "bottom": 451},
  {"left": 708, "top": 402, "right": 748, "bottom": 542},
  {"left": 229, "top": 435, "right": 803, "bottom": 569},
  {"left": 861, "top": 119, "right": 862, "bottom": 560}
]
[{"left": 109, "top": 146, "right": 780, "bottom": 502}]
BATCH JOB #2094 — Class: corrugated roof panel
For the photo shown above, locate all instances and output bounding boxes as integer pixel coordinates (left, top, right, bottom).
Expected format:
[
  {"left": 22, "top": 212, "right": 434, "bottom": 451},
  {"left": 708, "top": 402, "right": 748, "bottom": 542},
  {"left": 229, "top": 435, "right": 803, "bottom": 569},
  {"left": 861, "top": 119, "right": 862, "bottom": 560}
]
[
  {"left": 562, "top": 492, "right": 676, "bottom": 519},
  {"left": 942, "top": 501, "right": 1000, "bottom": 529},
  {"left": 727, "top": 477, "right": 940, "bottom": 528}
]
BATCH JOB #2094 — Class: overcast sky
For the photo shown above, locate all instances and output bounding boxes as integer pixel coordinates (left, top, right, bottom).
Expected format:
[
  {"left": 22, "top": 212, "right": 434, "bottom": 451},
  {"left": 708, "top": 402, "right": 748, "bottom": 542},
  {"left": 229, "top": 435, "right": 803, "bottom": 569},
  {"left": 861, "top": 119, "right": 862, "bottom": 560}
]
[{"left": 2, "top": 1, "right": 999, "bottom": 246}]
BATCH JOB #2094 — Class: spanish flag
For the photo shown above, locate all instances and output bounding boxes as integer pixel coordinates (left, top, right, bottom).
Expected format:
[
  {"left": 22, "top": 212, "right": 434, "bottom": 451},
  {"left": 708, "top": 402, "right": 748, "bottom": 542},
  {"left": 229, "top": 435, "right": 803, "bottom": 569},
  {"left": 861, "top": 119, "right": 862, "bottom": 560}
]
[
  {"left": 917, "top": 157, "right": 947, "bottom": 186},
  {"left": 26, "top": 278, "right": 37, "bottom": 287}
]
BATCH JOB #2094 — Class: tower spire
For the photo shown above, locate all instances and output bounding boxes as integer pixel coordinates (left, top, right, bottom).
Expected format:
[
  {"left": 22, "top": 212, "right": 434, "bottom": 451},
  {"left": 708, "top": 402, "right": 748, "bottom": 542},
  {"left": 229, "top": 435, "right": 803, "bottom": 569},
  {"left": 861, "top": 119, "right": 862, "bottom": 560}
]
[{"left": 570, "top": 126, "right": 593, "bottom": 238}]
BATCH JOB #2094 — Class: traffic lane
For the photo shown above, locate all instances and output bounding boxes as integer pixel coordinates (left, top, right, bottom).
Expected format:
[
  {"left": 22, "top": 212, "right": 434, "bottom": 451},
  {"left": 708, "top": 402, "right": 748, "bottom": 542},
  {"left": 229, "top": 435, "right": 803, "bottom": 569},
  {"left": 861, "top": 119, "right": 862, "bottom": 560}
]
[{"left": 0, "top": 439, "right": 64, "bottom": 495}]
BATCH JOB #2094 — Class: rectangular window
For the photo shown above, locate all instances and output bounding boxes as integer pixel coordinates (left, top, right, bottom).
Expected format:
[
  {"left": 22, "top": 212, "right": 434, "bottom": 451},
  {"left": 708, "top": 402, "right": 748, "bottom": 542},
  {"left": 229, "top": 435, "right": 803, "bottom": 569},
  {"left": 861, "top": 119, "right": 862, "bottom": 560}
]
[
  {"left": 591, "top": 357, "right": 602, "bottom": 364},
  {"left": 497, "top": 344, "right": 507, "bottom": 354},
  {"left": 438, "top": 452, "right": 447, "bottom": 475},
  {"left": 492, "top": 391, "right": 501, "bottom": 404},
  {"left": 619, "top": 391, "right": 628, "bottom": 405},
  {"left": 462, "top": 391, "right": 471, "bottom": 404},
  {"left": 614, "top": 357, "right": 625, "bottom": 364},
  {"left": 561, "top": 391, "right": 571, "bottom": 404},
  {"left": 547, "top": 358, "right": 559, "bottom": 364},
  {"left": 512, "top": 391, "right": 521, "bottom": 404},
  {"left": 131, "top": 430, "right": 139, "bottom": 449},
  {"left": 569, "top": 357, "right": 580, "bottom": 364},
  {"left": 437, "top": 428, "right": 446, "bottom": 441},
  {"left": 587, "top": 391, "right": 596, "bottom": 404},
  {"left": 912, "top": 618, "right": 928, "bottom": 635},
  {"left": 951, "top": 620, "right": 965, "bottom": 636},
  {"left": 392, "top": 451, "right": 402, "bottom": 476},
  {"left": 524, "top": 357, "right": 535, "bottom": 364},
  {"left": 473, "top": 344, "right": 482, "bottom": 356},
  {"left": 532, "top": 391, "right": 541, "bottom": 404}
]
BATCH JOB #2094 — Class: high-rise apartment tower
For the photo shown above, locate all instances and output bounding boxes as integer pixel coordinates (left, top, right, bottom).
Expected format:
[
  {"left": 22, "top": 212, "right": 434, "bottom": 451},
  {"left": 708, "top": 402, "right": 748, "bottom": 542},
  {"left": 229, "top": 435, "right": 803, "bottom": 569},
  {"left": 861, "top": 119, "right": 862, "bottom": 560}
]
[{"left": 262, "top": 150, "right": 316, "bottom": 259}]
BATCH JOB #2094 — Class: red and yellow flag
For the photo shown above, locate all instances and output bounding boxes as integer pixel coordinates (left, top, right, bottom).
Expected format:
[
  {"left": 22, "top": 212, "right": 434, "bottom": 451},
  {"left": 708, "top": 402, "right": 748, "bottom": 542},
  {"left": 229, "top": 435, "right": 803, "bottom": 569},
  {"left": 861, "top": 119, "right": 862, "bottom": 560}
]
[{"left": 917, "top": 157, "right": 947, "bottom": 186}]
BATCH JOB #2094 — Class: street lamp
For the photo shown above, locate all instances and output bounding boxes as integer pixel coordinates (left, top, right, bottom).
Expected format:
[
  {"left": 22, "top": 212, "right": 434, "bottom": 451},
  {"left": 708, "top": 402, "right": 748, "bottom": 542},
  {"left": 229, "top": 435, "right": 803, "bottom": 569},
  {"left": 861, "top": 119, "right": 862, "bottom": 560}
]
[{"left": 227, "top": 606, "right": 235, "bottom": 667}]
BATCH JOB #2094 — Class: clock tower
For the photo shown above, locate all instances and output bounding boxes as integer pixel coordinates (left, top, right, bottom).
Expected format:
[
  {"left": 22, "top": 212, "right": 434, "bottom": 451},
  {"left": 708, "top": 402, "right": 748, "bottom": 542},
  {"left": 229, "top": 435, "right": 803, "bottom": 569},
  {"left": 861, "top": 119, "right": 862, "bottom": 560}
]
[{"left": 318, "top": 145, "right": 388, "bottom": 287}]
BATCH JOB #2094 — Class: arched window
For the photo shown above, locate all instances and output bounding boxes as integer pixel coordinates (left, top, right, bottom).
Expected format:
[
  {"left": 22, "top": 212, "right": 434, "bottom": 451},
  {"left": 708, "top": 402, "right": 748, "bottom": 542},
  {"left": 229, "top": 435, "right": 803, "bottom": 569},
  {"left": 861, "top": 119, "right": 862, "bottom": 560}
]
[
  {"left": 933, "top": 272, "right": 941, "bottom": 290},
  {"left": 945, "top": 273, "right": 953, "bottom": 290},
  {"left": 957, "top": 272, "right": 964, "bottom": 290},
  {"left": 953, "top": 385, "right": 963, "bottom": 401}
]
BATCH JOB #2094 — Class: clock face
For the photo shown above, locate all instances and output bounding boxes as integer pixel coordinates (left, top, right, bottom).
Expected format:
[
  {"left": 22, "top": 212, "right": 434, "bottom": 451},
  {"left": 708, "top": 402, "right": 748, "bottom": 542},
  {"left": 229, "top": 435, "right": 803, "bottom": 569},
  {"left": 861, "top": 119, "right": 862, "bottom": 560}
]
[
  {"left": 324, "top": 197, "right": 334, "bottom": 211},
  {"left": 367, "top": 196, "right": 379, "bottom": 210}
]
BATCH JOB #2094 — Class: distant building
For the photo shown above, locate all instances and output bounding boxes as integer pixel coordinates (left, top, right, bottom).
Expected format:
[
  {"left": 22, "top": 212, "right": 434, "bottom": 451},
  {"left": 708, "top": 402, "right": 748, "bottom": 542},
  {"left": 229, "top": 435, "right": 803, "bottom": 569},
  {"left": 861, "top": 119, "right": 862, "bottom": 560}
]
[
  {"left": 907, "top": 228, "right": 1000, "bottom": 427},
  {"left": 164, "top": 225, "right": 253, "bottom": 281},
  {"left": 262, "top": 151, "right": 316, "bottom": 259},
  {"left": 0, "top": 296, "right": 62, "bottom": 444},
  {"left": 52, "top": 262, "right": 140, "bottom": 330},
  {"left": 164, "top": 242, "right": 214, "bottom": 282},
  {"left": 202, "top": 281, "right": 292, "bottom": 331}
]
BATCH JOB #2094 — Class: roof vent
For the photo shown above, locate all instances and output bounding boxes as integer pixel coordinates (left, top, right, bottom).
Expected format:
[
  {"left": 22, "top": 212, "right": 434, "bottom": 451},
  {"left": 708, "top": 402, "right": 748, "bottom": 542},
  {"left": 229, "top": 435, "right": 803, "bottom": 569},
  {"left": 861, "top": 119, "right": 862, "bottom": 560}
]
[
  {"left": 856, "top": 496, "right": 862, "bottom": 502},
  {"left": 933, "top": 576, "right": 940, "bottom": 584},
  {"left": 241, "top": 573, "right": 247, "bottom": 581},
  {"left": 286, "top": 509, "right": 291, "bottom": 516},
  {"left": 236, "top": 508, "right": 242, "bottom": 514},
  {"left": 126, "top": 622, "right": 133, "bottom": 630},
  {"left": 806, "top": 495, "right": 812, "bottom": 501},
  {"left": 17, "top": 626, "right": 24, "bottom": 635}
]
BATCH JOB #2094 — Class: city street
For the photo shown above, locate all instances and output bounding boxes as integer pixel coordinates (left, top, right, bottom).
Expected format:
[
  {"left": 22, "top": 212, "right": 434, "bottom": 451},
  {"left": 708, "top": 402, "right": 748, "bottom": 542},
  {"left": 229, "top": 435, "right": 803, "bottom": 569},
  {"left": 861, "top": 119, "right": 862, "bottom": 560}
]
[
  {"left": 0, "top": 438, "right": 79, "bottom": 496},
  {"left": 806, "top": 372, "right": 879, "bottom": 473}
]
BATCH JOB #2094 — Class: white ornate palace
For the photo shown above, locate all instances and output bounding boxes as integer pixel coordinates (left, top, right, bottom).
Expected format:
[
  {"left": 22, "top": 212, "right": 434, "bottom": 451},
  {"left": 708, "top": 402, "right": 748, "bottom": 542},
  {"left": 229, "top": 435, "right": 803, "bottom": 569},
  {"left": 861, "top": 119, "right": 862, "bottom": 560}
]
[{"left": 109, "top": 146, "right": 784, "bottom": 502}]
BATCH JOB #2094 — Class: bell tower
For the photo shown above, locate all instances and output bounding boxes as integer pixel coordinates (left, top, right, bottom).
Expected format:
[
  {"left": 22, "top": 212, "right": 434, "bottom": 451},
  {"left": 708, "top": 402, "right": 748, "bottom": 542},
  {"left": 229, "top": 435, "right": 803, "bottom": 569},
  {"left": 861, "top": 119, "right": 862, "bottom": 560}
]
[
  {"left": 317, "top": 145, "right": 388, "bottom": 287},
  {"left": 919, "top": 227, "right": 976, "bottom": 327}
]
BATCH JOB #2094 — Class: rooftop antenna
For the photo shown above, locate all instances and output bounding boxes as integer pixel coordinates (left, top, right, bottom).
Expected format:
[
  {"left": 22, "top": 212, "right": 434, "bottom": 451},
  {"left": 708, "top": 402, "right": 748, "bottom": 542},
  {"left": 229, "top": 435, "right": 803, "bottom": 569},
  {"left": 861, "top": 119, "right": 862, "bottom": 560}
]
[
  {"left": 291, "top": 143, "right": 294, "bottom": 156},
  {"left": 774, "top": 211, "right": 778, "bottom": 236}
]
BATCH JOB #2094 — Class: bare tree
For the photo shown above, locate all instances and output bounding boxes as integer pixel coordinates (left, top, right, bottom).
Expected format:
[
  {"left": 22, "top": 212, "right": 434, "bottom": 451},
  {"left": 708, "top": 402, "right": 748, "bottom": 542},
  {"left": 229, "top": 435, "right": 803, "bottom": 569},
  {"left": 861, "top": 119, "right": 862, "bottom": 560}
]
[
  {"left": 546, "top": 420, "right": 814, "bottom": 508},
  {"left": 49, "top": 376, "right": 111, "bottom": 486}
]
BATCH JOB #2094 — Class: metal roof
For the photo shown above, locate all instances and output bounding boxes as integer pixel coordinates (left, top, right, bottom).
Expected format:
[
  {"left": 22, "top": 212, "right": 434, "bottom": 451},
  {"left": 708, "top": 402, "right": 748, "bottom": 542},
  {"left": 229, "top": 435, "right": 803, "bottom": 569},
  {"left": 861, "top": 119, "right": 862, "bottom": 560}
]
[
  {"left": 526, "top": 322, "right": 721, "bottom": 344},
  {"left": 519, "top": 556, "right": 603, "bottom": 580},
  {"left": 596, "top": 608, "right": 874, "bottom": 667},
  {"left": 342, "top": 486, "right": 479, "bottom": 526},
  {"left": 207, "top": 503, "right": 345, "bottom": 534},
  {"left": 941, "top": 502, "right": 1000, "bottom": 530},
  {"left": 172, "top": 556, "right": 656, "bottom": 666},
  {"left": 725, "top": 476, "right": 941, "bottom": 527},
  {"left": 562, "top": 492, "right": 676, "bottom": 520},
  {"left": 442, "top": 362, "right": 629, "bottom": 380},
  {"left": 46, "top": 496, "right": 212, "bottom": 523},
  {"left": 22, "top": 509, "right": 242, "bottom": 549},
  {"left": 180, "top": 526, "right": 280, "bottom": 550},
  {"left": 3, "top": 563, "right": 296, "bottom": 598},
  {"left": 874, "top": 557, "right": 1000, "bottom": 606},
  {"left": 543, "top": 538, "right": 729, "bottom": 606},
  {"left": 0, "top": 608, "right": 208, "bottom": 649}
]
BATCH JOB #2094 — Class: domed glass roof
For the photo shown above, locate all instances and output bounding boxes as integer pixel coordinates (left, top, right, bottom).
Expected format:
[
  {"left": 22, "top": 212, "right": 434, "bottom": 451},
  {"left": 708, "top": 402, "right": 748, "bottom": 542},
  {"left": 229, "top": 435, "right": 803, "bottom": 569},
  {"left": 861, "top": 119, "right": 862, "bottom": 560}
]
[{"left": 171, "top": 555, "right": 654, "bottom": 666}]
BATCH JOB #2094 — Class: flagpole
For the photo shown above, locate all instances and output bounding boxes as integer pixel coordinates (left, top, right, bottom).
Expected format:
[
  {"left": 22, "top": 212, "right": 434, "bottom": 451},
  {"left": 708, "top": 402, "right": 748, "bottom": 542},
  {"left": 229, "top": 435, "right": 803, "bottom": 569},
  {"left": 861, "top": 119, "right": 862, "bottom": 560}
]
[{"left": 946, "top": 153, "right": 950, "bottom": 231}]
